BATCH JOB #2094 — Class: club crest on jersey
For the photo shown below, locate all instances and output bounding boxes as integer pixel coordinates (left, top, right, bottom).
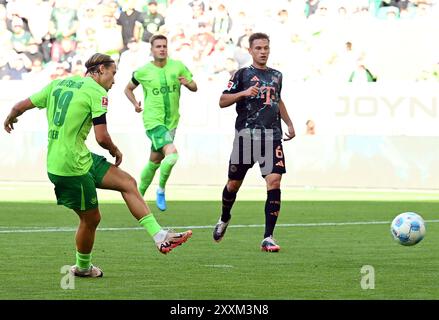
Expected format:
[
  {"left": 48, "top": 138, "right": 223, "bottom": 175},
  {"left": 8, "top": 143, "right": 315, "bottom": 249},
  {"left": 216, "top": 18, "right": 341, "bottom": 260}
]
[
  {"left": 226, "top": 81, "right": 234, "bottom": 90},
  {"left": 101, "top": 96, "right": 108, "bottom": 108}
]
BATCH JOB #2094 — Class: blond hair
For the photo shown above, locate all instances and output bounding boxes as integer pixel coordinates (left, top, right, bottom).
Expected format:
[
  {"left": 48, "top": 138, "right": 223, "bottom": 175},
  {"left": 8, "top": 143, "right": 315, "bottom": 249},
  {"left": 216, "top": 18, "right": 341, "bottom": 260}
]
[{"left": 85, "top": 53, "right": 115, "bottom": 74}]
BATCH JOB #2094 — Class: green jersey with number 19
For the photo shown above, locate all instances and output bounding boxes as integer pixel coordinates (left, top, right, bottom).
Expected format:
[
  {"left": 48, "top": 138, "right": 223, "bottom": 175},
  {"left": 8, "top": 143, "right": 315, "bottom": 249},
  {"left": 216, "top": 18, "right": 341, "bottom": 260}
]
[{"left": 29, "top": 76, "right": 108, "bottom": 176}]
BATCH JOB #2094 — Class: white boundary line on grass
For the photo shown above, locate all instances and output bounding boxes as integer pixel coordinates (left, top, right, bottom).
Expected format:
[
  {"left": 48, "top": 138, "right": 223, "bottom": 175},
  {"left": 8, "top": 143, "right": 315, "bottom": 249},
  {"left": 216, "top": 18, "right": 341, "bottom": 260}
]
[{"left": 1, "top": 219, "right": 439, "bottom": 234}]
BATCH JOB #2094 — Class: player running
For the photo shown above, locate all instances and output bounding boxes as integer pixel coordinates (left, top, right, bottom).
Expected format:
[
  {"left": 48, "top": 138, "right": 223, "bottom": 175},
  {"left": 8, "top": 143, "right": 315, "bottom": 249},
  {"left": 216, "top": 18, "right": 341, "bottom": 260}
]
[{"left": 124, "top": 35, "right": 197, "bottom": 211}]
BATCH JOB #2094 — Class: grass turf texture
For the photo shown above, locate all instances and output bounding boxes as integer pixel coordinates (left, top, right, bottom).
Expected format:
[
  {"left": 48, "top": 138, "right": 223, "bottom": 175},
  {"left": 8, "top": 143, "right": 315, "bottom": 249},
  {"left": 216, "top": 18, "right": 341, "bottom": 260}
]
[{"left": 0, "top": 200, "right": 438, "bottom": 299}]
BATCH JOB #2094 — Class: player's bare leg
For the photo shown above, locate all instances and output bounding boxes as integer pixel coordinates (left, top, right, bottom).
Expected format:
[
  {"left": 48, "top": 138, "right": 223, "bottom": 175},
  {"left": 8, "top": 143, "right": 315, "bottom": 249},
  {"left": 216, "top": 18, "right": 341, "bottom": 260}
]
[
  {"left": 71, "top": 208, "right": 103, "bottom": 277},
  {"left": 100, "top": 165, "right": 192, "bottom": 253}
]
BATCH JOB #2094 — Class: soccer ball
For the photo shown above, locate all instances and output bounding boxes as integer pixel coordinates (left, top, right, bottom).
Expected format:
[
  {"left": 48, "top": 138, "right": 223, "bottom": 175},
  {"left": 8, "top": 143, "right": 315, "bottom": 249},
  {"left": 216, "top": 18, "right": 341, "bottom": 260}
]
[{"left": 390, "top": 212, "right": 426, "bottom": 246}]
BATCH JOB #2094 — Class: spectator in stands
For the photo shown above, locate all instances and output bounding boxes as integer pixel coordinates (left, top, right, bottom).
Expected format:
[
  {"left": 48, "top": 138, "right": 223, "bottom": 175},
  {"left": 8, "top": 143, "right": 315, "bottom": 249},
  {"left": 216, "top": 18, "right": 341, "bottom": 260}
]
[
  {"left": 190, "top": 22, "right": 216, "bottom": 63},
  {"left": 23, "top": 39, "right": 44, "bottom": 64},
  {"left": 49, "top": 61, "right": 69, "bottom": 80},
  {"left": 189, "top": 0, "right": 210, "bottom": 29},
  {"left": 70, "top": 59, "right": 85, "bottom": 76},
  {"left": 305, "top": 0, "right": 321, "bottom": 18},
  {"left": 22, "top": 57, "right": 50, "bottom": 82},
  {"left": 211, "top": 2, "right": 232, "bottom": 42},
  {"left": 71, "top": 41, "right": 96, "bottom": 71},
  {"left": 378, "top": 5, "right": 400, "bottom": 19},
  {"left": 205, "top": 37, "right": 235, "bottom": 80},
  {"left": 0, "top": 0, "right": 438, "bottom": 82},
  {"left": 349, "top": 62, "right": 377, "bottom": 83},
  {"left": 229, "top": 10, "right": 250, "bottom": 44},
  {"left": 28, "top": 57, "right": 44, "bottom": 75},
  {"left": 140, "top": 1, "right": 165, "bottom": 44},
  {"left": 270, "top": 8, "right": 294, "bottom": 68},
  {"left": 51, "top": 36, "right": 77, "bottom": 71},
  {"left": 236, "top": 24, "right": 253, "bottom": 51},
  {"left": 10, "top": 16, "right": 31, "bottom": 53},
  {"left": 7, "top": 53, "right": 29, "bottom": 79},
  {"left": 380, "top": 0, "right": 410, "bottom": 11},
  {"left": 117, "top": 37, "right": 151, "bottom": 82},
  {"left": 169, "top": 26, "right": 191, "bottom": 53},
  {"left": 102, "top": 0, "right": 120, "bottom": 17},
  {"left": 116, "top": 0, "right": 143, "bottom": 53},
  {"left": 25, "top": 0, "right": 52, "bottom": 43},
  {"left": 234, "top": 25, "right": 253, "bottom": 68},
  {"left": 79, "top": 27, "right": 98, "bottom": 55},
  {"left": 169, "top": 26, "right": 193, "bottom": 63},
  {"left": 306, "top": 119, "right": 316, "bottom": 135},
  {"left": 76, "top": 3, "right": 102, "bottom": 44},
  {"left": 209, "top": 55, "right": 238, "bottom": 82},
  {"left": 334, "top": 41, "right": 359, "bottom": 81},
  {"left": 189, "top": 0, "right": 205, "bottom": 12},
  {"left": 96, "top": 14, "right": 124, "bottom": 59},
  {"left": 39, "top": 32, "right": 53, "bottom": 64},
  {"left": 49, "top": 0, "right": 79, "bottom": 39}
]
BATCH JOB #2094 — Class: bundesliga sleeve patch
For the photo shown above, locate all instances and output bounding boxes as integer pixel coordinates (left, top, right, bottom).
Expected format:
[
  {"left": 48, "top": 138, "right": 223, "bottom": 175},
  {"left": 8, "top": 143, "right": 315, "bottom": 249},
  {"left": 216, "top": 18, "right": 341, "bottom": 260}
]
[
  {"left": 226, "top": 81, "right": 234, "bottom": 91},
  {"left": 101, "top": 96, "right": 108, "bottom": 108}
]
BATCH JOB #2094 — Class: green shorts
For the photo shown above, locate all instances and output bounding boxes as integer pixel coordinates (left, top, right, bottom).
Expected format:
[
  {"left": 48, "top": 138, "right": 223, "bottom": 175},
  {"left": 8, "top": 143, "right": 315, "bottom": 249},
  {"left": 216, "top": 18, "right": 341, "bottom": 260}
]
[
  {"left": 47, "top": 153, "right": 111, "bottom": 211},
  {"left": 146, "top": 125, "right": 176, "bottom": 152}
]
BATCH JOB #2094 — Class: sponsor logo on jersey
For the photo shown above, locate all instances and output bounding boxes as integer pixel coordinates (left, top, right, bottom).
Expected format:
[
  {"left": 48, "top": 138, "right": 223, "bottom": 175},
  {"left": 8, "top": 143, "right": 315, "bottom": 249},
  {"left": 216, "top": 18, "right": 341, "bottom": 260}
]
[
  {"left": 250, "top": 75, "right": 260, "bottom": 82},
  {"left": 101, "top": 96, "right": 108, "bottom": 108},
  {"left": 151, "top": 85, "right": 178, "bottom": 95},
  {"left": 226, "top": 81, "right": 234, "bottom": 90}
]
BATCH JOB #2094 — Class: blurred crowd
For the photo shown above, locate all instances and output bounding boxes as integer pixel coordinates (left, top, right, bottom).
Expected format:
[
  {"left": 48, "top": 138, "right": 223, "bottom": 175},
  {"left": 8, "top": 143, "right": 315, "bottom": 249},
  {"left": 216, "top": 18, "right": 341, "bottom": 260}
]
[{"left": 1, "top": 0, "right": 439, "bottom": 84}]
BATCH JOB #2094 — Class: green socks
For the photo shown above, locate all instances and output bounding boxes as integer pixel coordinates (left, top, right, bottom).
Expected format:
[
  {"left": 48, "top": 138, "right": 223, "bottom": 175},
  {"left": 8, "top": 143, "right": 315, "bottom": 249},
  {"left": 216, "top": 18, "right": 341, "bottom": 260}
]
[
  {"left": 139, "top": 214, "right": 162, "bottom": 237},
  {"left": 139, "top": 153, "right": 179, "bottom": 195},
  {"left": 159, "top": 153, "right": 179, "bottom": 189},
  {"left": 76, "top": 251, "right": 92, "bottom": 270},
  {"left": 139, "top": 161, "right": 160, "bottom": 196}
]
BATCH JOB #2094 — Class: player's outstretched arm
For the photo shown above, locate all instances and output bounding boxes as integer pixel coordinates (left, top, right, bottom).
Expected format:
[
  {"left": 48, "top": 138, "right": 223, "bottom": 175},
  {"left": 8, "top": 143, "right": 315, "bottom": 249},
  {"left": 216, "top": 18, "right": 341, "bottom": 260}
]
[
  {"left": 124, "top": 81, "right": 143, "bottom": 113},
  {"left": 4, "top": 98, "right": 35, "bottom": 133},
  {"left": 279, "top": 99, "right": 295, "bottom": 141}
]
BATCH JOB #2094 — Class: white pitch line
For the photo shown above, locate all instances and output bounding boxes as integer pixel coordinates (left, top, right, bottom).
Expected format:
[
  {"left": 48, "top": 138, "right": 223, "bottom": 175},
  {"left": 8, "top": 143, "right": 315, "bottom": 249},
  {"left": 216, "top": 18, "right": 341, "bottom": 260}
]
[
  {"left": 1, "top": 219, "right": 439, "bottom": 234},
  {"left": 202, "top": 265, "right": 234, "bottom": 268}
]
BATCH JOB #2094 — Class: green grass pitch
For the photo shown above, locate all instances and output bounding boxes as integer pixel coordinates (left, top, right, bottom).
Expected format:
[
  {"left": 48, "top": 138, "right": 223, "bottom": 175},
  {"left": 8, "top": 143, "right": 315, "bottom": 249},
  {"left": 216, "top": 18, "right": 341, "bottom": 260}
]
[{"left": 1, "top": 199, "right": 438, "bottom": 299}]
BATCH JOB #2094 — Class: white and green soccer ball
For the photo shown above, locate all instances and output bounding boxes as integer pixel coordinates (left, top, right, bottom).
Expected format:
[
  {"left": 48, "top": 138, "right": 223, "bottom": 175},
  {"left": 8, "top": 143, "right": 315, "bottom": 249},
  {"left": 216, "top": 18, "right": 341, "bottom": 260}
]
[{"left": 390, "top": 212, "right": 426, "bottom": 246}]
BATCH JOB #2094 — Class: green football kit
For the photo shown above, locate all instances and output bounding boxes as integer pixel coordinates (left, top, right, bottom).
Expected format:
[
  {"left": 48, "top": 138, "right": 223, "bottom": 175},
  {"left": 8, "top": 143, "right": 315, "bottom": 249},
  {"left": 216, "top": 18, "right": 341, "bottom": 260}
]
[
  {"left": 132, "top": 58, "right": 193, "bottom": 134},
  {"left": 30, "top": 76, "right": 111, "bottom": 210},
  {"left": 132, "top": 58, "right": 193, "bottom": 198},
  {"left": 27, "top": 74, "right": 179, "bottom": 273}
]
